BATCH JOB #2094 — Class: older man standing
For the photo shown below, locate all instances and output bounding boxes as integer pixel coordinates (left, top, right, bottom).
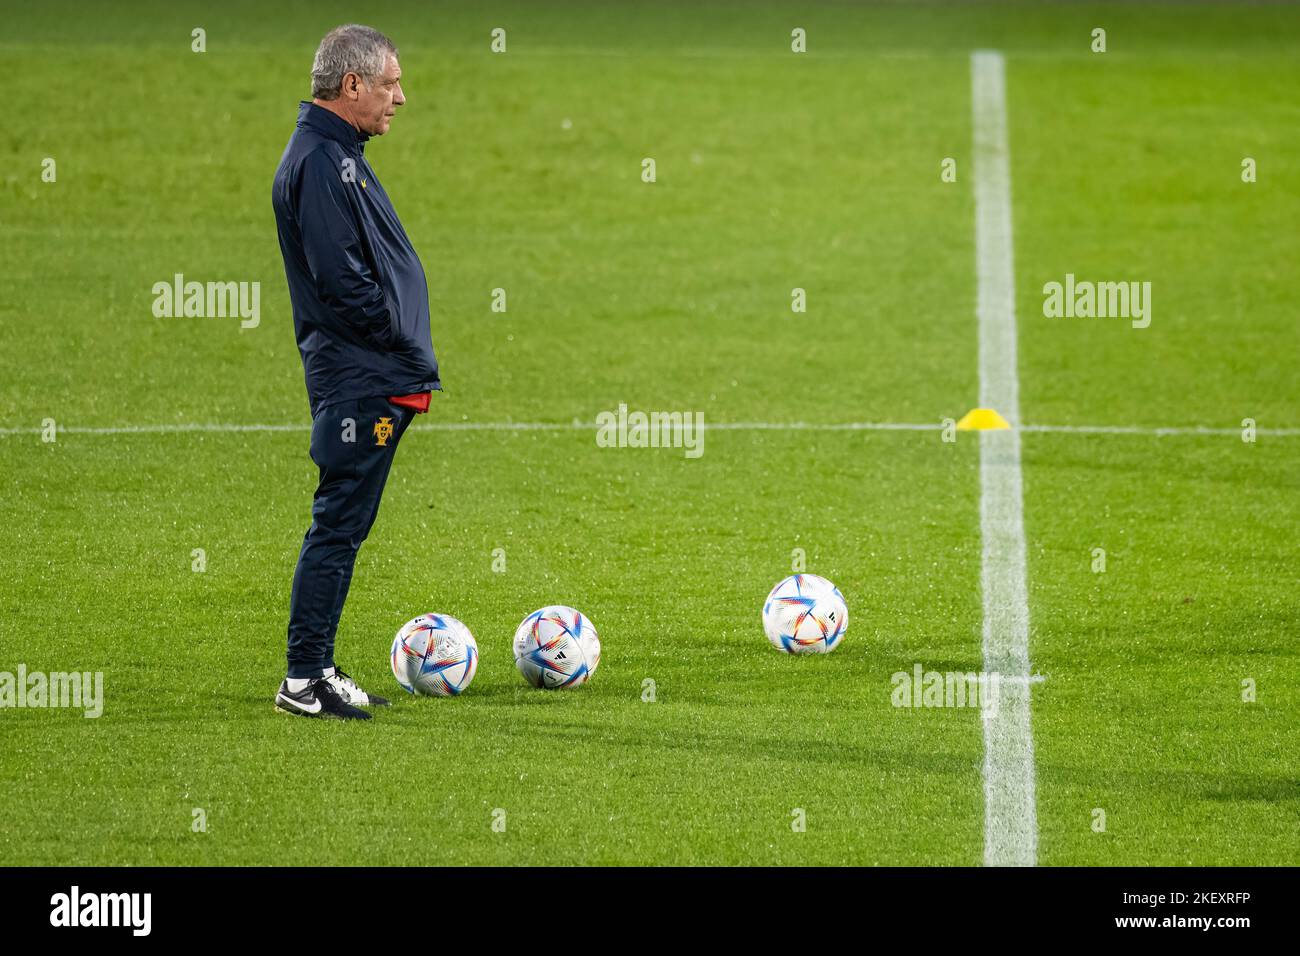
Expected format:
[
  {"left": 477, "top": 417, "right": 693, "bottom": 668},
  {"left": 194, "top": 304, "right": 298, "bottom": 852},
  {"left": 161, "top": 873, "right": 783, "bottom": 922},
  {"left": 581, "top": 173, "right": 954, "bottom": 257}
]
[{"left": 271, "top": 24, "right": 439, "bottom": 720}]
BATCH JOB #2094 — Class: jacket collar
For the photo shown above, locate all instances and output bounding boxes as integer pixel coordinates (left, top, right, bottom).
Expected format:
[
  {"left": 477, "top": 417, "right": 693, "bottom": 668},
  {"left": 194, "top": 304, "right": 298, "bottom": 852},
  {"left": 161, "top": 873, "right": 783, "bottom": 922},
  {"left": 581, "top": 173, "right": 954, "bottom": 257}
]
[{"left": 297, "top": 101, "right": 369, "bottom": 149}]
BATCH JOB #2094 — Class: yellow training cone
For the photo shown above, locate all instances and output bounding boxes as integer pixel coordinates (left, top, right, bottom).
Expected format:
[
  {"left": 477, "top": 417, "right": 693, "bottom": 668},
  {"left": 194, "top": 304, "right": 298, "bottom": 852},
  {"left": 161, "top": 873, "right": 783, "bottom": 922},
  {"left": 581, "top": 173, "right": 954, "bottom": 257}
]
[{"left": 956, "top": 408, "right": 1011, "bottom": 431}]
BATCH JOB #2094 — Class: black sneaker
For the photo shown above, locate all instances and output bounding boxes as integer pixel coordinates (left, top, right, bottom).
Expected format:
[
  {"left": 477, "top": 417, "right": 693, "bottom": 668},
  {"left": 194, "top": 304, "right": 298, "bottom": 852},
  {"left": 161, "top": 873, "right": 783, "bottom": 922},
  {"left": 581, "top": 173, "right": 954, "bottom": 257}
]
[
  {"left": 326, "top": 667, "right": 390, "bottom": 707},
  {"left": 274, "top": 677, "right": 372, "bottom": 720}
]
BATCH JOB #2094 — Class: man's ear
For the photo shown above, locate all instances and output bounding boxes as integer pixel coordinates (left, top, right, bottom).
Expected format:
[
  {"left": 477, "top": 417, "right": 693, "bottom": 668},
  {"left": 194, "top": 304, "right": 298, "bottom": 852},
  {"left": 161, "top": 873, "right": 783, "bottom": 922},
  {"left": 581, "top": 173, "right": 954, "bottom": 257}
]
[{"left": 341, "top": 72, "right": 362, "bottom": 100}]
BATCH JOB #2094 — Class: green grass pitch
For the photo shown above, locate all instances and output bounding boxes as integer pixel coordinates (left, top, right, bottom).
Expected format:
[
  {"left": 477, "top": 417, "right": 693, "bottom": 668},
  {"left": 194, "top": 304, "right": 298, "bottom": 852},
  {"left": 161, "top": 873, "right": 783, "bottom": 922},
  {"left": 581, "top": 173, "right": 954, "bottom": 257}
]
[{"left": 1, "top": 1, "right": 1297, "bottom": 865}]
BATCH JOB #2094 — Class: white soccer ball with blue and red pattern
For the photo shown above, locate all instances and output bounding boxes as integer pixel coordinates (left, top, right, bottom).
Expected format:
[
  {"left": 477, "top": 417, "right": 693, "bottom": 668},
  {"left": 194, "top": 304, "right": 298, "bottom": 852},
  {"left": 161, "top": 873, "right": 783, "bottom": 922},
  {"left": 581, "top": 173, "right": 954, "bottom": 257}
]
[
  {"left": 762, "top": 574, "right": 848, "bottom": 654},
  {"left": 512, "top": 606, "right": 601, "bottom": 689},
  {"left": 390, "top": 613, "right": 479, "bottom": 696}
]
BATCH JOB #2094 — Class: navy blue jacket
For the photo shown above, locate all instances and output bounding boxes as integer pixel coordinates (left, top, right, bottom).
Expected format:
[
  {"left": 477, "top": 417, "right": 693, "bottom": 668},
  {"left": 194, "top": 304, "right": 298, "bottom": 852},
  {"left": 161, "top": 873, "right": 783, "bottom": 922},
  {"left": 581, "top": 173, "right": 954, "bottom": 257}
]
[{"left": 273, "top": 102, "right": 439, "bottom": 415}]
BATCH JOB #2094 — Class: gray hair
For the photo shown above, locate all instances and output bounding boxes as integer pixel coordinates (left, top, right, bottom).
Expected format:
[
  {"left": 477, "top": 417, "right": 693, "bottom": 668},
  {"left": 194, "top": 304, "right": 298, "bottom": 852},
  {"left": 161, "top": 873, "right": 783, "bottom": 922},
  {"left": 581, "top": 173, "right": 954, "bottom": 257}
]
[{"left": 311, "top": 24, "right": 397, "bottom": 100}]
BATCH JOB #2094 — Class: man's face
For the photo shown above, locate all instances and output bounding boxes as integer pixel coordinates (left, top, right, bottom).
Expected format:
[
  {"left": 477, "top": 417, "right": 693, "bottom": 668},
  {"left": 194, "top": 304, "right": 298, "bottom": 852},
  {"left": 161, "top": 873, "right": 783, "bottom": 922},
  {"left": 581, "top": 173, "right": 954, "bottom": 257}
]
[{"left": 350, "top": 53, "right": 404, "bottom": 136}]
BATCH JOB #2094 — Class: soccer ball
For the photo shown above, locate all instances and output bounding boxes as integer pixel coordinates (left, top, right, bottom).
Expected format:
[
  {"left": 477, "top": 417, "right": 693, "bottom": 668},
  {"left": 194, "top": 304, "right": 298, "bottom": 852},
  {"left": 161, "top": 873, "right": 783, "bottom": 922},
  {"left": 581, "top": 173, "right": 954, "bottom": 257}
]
[
  {"left": 512, "top": 606, "right": 601, "bottom": 689},
  {"left": 762, "top": 574, "right": 848, "bottom": 654},
  {"left": 390, "top": 613, "right": 479, "bottom": 696}
]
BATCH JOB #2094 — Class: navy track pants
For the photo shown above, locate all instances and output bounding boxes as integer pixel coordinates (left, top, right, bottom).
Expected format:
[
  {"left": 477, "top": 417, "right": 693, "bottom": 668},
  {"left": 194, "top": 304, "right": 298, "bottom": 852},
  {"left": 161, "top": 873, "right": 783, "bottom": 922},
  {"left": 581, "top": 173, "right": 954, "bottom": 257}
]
[{"left": 286, "top": 396, "right": 414, "bottom": 678}]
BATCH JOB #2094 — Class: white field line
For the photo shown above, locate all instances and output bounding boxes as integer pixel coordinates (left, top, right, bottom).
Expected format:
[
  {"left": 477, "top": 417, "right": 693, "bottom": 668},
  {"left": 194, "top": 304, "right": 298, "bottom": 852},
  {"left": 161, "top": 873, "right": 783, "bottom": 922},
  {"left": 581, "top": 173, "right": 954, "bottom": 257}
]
[
  {"left": 1021, "top": 423, "right": 1299, "bottom": 436},
  {"left": 0, "top": 421, "right": 931, "bottom": 436},
  {"left": 0, "top": 421, "right": 1294, "bottom": 437},
  {"left": 972, "top": 49, "right": 1037, "bottom": 868}
]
